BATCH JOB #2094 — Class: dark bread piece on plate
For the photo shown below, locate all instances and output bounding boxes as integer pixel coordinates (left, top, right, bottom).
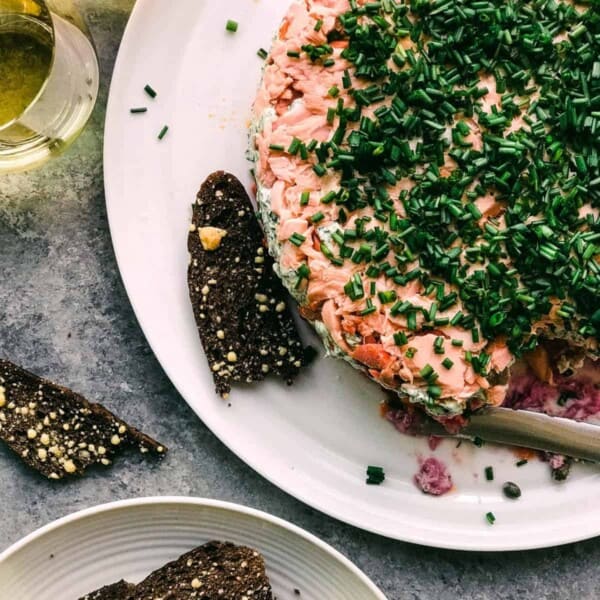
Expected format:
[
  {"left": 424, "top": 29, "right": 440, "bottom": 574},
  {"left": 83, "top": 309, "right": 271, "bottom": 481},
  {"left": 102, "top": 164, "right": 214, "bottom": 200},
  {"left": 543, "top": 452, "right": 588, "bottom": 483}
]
[
  {"left": 0, "top": 359, "right": 166, "bottom": 479},
  {"left": 80, "top": 541, "right": 274, "bottom": 600},
  {"left": 133, "top": 541, "right": 273, "bottom": 599},
  {"left": 188, "top": 171, "right": 307, "bottom": 397},
  {"left": 78, "top": 580, "right": 136, "bottom": 600}
]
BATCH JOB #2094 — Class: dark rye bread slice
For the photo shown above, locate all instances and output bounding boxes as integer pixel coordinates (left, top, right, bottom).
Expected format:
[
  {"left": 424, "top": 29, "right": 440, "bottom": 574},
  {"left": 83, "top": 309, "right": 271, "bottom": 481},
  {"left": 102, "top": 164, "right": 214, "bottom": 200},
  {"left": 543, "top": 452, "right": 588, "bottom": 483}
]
[
  {"left": 0, "top": 359, "right": 166, "bottom": 479},
  {"left": 132, "top": 541, "right": 273, "bottom": 599},
  {"left": 79, "top": 541, "right": 273, "bottom": 600},
  {"left": 78, "top": 581, "right": 136, "bottom": 600},
  {"left": 188, "top": 171, "right": 306, "bottom": 397}
]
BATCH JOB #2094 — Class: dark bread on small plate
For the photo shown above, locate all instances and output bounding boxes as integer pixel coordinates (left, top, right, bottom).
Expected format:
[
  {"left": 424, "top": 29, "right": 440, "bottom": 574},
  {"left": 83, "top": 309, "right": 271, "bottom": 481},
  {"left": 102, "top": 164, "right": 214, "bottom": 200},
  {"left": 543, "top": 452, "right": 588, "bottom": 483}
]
[
  {"left": 0, "top": 359, "right": 166, "bottom": 479},
  {"left": 78, "top": 580, "right": 136, "bottom": 600},
  {"left": 188, "top": 171, "right": 308, "bottom": 397},
  {"left": 78, "top": 541, "right": 274, "bottom": 599}
]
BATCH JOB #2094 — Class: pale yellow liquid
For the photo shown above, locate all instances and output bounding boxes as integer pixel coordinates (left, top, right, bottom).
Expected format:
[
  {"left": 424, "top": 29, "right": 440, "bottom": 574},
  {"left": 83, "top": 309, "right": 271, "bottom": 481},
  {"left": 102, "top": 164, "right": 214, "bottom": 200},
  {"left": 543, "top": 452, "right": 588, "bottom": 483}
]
[{"left": 0, "top": 31, "right": 53, "bottom": 126}]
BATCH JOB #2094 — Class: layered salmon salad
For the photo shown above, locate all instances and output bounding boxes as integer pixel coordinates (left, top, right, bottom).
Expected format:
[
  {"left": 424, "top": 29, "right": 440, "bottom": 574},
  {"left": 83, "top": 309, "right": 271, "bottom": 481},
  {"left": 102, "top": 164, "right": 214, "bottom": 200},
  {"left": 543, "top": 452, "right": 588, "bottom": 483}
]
[{"left": 251, "top": 0, "right": 600, "bottom": 426}]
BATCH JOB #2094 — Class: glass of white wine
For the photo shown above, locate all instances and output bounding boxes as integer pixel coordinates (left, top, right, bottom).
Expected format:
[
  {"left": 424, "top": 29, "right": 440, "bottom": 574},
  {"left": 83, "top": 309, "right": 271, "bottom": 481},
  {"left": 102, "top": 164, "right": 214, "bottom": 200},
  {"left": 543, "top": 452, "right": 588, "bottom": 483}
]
[{"left": 0, "top": 0, "right": 99, "bottom": 173}]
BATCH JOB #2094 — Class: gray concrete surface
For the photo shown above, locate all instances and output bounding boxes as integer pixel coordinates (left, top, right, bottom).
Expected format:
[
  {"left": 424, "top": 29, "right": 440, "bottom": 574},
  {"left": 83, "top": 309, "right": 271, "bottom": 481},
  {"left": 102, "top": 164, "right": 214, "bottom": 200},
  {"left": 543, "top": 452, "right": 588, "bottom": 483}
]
[{"left": 0, "top": 2, "right": 598, "bottom": 598}]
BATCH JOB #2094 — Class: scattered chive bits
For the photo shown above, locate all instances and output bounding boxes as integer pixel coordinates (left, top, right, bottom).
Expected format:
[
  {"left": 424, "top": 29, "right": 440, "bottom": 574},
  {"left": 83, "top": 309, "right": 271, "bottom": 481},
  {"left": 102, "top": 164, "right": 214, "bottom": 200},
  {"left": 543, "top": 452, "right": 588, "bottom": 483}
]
[
  {"left": 472, "top": 437, "right": 484, "bottom": 448},
  {"left": 130, "top": 107, "right": 147, "bottom": 114},
  {"left": 143, "top": 84, "right": 156, "bottom": 98},
  {"left": 257, "top": 48, "right": 268, "bottom": 60},
  {"left": 485, "top": 511, "right": 496, "bottom": 525},
  {"left": 157, "top": 125, "right": 169, "bottom": 140},
  {"left": 366, "top": 465, "right": 385, "bottom": 485},
  {"left": 225, "top": 19, "right": 238, "bottom": 33},
  {"left": 502, "top": 481, "right": 521, "bottom": 499},
  {"left": 516, "top": 459, "right": 528, "bottom": 467},
  {"left": 484, "top": 466, "right": 494, "bottom": 481}
]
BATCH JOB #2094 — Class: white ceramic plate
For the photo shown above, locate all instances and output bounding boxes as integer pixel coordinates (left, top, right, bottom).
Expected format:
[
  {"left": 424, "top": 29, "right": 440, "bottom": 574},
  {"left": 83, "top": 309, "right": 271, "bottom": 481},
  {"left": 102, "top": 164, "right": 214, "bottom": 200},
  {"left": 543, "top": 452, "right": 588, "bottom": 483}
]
[
  {"left": 103, "top": 0, "right": 600, "bottom": 550},
  {"left": 0, "top": 497, "right": 385, "bottom": 599}
]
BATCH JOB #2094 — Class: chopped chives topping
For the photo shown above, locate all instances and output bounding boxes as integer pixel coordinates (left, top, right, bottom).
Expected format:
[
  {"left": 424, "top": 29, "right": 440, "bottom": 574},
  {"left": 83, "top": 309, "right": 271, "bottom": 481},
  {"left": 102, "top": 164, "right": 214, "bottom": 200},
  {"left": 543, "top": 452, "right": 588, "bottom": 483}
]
[
  {"left": 310, "top": 211, "right": 325, "bottom": 223},
  {"left": 321, "top": 191, "right": 336, "bottom": 204},
  {"left": 485, "top": 511, "right": 496, "bottom": 525},
  {"left": 130, "top": 107, "right": 147, "bottom": 113},
  {"left": 407, "top": 311, "right": 417, "bottom": 331},
  {"left": 143, "top": 84, "right": 156, "bottom": 98},
  {"left": 394, "top": 331, "right": 408, "bottom": 346},
  {"left": 257, "top": 48, "right": 268, "bottom": 60},
  {"left": 295, "top": 263, "right": 310, "bottom": 288},
  {"left": 300, "top": 191, "right": 310, "bottom": 206},
  {"left": 287, "top": 50, "right": 301, "bottom": 58},
  {"left": 419, "top": 364, "right": 434, "bottom": 380},
  {"left": 288, "top": 138, "right": 301, "bottom": 154},
  {"left": 428, "top": 384, "right": 442, "bottom": 398},
  {"left": 157, "top": 125, "right": 168, "bottom": 140},
  {"left": 225, "top": 19, "right": 238, "bottom": 32},
  {"left": 266, "top": 0, "right": 600, "bottom": 391},
  {"left": 360, "top": 298, "right": 377, "bottom": 316},
  {"left": 378, "top": 290, "right": 396, "bottom": 304},
  {"left": 484, "top": 466, "right": 494, "bottom": 481},
  {"left": 366, "top": 465, "right": 385, "bottom": 485},
  {"left": 313, "top": 164, "right": 327, "bottom": 176},
  {"left": 289, "top": 232, "right": 306, "bottom": 247},
  {"left": 433, "top": 336, "right": 445, "bottom": 354},
  {"left": 516, "top": 459, "right": 528, "bottom": 467},
  {"left": 269, "top": 144, "right": 285, "bottom": 152}
]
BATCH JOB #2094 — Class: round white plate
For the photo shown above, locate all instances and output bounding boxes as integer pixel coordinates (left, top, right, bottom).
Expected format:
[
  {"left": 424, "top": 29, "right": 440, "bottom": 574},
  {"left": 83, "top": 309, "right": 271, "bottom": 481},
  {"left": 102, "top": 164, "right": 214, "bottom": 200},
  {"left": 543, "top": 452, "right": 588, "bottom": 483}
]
[
  {"left": 0, "top": 497, "right": 385, "bottom": 599},
  {"left": 103, "top": 0, "right": 600, "bottom": 550}
]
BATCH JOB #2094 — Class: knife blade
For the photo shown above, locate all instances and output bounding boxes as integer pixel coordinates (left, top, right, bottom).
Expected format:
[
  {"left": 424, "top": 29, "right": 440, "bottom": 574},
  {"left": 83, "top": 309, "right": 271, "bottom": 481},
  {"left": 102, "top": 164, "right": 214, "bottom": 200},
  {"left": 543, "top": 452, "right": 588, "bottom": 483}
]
[{"left": 415, "top": 406, "right": 600, "bottom": 462}]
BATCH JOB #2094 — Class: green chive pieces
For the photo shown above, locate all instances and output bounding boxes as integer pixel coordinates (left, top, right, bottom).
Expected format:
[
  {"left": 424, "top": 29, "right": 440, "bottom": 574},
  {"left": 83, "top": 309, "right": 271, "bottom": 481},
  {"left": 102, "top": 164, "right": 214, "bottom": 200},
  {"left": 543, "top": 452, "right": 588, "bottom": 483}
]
[
  {"left": 157, "top": 125, "right": 168, "bottom": 140},
  {"left": 366, "top": 465, "right": 385, "bottom": 485},
  {"left": 442, "top": 357, "right": 454, "bottom": 370},
  {"left": 485, "top": 511, "right": 496, "bottom": 525},
  {"left": 226, "top": 19, "right": 238, "bottom": 32},
  {"left": 289, "top": 232, "right": 306, "bottom": 247},
  {"left": 484, "top": 466, "right": 494, "bottom": 481},
  {"left": 257, "top": 48, "right": 268, "bottom": 60},
  {"left": 144, "top": 84, "right": 157, "bottom": 98},
  {"left": 516, "top": 459, "right": 528, "bottom": 467},
  {"left": 130, "top": 107, "right": 147, "bottom": 114}
]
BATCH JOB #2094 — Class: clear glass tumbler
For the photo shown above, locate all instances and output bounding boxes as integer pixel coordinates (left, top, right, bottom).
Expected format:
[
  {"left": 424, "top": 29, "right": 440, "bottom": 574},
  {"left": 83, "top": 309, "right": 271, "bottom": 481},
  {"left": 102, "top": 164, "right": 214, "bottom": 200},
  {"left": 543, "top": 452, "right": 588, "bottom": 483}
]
[{"left": 0, "top": 0, "right": 99, "bottom": 173}]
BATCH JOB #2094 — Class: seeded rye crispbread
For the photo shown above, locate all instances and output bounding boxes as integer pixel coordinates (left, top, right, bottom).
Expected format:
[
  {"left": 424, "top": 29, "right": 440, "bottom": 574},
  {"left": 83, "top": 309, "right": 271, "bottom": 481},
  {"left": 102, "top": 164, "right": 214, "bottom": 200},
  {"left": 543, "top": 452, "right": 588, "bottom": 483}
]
[
  {"left": 78, "top": 541, "right": 274, "bottom": 600},
  {"left": 0, "top": 359, "right": 165, "bottom": 479},
  {"left": 78, "top": 581, "right": 136, "bottom": 600},
  {"left": 188, "top": 171, "right": 309, "bottom": 397}
]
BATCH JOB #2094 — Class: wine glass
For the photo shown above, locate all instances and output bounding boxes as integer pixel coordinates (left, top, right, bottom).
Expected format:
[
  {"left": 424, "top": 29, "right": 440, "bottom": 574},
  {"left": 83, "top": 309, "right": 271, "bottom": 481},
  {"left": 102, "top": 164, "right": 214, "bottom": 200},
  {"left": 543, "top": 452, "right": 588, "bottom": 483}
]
[{"left": 0, "top": 0, "right": 99, "bottom": 173}]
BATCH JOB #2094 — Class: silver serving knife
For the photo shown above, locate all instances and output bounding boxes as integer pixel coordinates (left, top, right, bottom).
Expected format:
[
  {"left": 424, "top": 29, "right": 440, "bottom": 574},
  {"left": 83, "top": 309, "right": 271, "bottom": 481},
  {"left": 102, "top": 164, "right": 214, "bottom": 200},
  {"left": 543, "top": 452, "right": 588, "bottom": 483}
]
[{"left": 416, "top": 407, "right": 600, "bottom": 462}]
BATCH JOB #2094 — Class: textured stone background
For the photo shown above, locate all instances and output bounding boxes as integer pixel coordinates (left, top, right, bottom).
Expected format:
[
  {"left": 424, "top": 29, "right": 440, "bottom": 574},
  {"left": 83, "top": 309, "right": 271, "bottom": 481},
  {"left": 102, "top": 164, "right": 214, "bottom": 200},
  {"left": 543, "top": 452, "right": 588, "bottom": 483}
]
[{"left": 1, "top": 2, "right": 599, "bottom": 598}]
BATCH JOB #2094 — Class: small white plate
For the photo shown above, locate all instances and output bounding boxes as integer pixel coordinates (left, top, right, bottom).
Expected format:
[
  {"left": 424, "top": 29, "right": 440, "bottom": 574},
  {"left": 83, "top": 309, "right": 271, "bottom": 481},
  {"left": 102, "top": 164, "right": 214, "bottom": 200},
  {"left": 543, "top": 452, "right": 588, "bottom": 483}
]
[
  {"left": 0, "top": 497, "right": 386, "bottom": 600},
  {"left": 103, "top": 0, "right": 600, "bottom": 550}
]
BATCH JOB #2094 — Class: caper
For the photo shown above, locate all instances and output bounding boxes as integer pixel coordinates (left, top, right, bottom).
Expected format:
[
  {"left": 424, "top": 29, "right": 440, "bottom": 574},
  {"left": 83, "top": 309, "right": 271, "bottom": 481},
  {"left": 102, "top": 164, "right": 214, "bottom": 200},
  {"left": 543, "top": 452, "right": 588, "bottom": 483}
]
[{"left": 503, "top": 481, "right": 521, "bottom": 500}]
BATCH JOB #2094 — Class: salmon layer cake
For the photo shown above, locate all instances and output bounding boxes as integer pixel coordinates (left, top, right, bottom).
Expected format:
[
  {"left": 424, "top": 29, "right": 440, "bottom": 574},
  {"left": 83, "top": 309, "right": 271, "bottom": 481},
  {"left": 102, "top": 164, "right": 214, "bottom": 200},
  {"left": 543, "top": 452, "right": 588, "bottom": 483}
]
[{"left": 251, "top": 0, "right": 600, "bottom": 422}]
